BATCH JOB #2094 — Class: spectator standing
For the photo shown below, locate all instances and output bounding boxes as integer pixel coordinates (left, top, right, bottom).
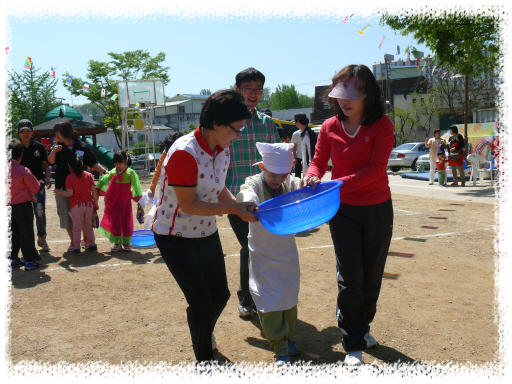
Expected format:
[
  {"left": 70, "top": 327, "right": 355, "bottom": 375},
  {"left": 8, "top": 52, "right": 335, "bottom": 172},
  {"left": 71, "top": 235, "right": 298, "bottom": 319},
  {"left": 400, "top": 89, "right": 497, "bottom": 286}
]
[
  {"left": 226, "top": 68, "right": 278, "bottom": 319},
  {"left": 47, "top": 122, "right": 106, "bottom": 252},
  {"left": 17, "top": 119, "right": 52, "bottom": 251},
  {"left": 8, "top": 139, "right": 42, "bottom": 270},
  {"left": 424, "top": 128, "right": 446, "bottom": 185}
]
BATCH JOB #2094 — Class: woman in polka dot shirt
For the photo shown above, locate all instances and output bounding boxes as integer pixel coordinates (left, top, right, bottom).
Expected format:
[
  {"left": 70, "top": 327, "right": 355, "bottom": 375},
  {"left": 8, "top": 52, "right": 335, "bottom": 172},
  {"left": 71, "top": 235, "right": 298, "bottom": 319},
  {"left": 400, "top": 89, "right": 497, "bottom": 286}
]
[{"left": 152, "top": 90, "right": 257, "bottom": 365}]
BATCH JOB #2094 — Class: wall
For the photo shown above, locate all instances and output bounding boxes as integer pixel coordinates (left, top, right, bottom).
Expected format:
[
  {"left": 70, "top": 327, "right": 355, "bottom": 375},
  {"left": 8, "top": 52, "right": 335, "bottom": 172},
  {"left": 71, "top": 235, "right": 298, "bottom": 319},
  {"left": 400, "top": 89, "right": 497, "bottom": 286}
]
[{"left": 94, "top": 126, "right": 179, "bottom": 153}]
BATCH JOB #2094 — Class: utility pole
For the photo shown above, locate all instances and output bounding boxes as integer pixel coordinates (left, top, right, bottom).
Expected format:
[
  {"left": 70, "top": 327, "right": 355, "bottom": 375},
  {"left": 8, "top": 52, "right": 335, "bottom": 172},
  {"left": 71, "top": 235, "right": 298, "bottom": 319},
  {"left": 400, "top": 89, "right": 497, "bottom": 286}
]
[{"left": 385, "top": 54, "right": 393, "bottom": 117}]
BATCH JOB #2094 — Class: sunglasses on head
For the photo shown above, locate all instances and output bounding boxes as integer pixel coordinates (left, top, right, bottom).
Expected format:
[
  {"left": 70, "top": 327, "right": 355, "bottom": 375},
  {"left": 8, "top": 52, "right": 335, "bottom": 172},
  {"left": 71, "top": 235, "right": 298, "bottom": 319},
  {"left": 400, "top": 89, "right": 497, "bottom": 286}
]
[{"left": 18, "top": 121, "right": 33, "bottom": 129}]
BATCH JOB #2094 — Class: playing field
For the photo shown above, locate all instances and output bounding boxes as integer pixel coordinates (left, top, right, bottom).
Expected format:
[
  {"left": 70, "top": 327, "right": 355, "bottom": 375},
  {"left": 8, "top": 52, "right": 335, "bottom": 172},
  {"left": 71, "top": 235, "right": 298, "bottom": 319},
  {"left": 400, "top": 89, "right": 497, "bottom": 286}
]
[{"left": 7, "top": 176, "right": 499, "bottom": 371}]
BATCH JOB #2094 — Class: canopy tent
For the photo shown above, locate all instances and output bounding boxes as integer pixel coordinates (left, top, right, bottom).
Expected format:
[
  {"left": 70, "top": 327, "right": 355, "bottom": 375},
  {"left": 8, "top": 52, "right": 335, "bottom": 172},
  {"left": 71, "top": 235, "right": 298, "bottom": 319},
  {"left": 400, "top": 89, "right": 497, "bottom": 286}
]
[{"left": 44, "top": 105, "right": 84, "bottom": 121}]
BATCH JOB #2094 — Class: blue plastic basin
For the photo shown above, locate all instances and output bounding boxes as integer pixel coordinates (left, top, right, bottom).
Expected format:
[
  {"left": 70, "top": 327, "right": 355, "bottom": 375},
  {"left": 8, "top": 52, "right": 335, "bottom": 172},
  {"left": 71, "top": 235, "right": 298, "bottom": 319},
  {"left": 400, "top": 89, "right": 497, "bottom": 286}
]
[
  {"left": 132, "top": 229, "right": 156, "bottom": 247},
  {"left": 255, "top": 180, "right": 343, "bottom": 235}
]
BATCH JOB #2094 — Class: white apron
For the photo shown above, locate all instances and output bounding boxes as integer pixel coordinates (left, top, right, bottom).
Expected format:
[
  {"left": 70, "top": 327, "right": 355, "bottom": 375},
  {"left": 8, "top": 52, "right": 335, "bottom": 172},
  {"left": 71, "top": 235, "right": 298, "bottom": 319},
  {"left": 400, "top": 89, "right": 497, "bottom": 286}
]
[{"left": 236, "top": 173, "right": 302, "bottom": 313}]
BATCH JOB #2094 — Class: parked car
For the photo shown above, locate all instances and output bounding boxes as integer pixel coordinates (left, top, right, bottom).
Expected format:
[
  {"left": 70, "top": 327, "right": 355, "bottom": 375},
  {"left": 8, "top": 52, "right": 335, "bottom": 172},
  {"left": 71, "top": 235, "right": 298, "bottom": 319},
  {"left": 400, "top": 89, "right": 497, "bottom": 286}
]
[
  {"left": 387, "top": 142, "right": 429, "bottom": 172},
  {"left": 132, "top": 153, "right": 162, "bottom": 172}
]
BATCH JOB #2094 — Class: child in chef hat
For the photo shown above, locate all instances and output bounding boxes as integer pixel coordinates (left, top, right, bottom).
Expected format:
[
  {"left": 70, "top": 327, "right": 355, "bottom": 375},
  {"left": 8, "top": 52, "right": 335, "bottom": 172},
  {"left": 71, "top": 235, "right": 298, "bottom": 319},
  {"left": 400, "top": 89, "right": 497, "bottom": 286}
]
[{"left": 236, "top": 142, "right": 303, "bottom": 366}]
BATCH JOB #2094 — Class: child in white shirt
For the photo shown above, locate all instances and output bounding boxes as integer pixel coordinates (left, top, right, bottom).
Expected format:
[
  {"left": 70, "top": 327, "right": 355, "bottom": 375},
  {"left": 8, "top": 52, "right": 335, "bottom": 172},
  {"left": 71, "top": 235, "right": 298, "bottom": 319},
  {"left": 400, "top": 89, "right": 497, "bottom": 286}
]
[{"left": 236, "top": 142, "right": 302, "bottom": 366}]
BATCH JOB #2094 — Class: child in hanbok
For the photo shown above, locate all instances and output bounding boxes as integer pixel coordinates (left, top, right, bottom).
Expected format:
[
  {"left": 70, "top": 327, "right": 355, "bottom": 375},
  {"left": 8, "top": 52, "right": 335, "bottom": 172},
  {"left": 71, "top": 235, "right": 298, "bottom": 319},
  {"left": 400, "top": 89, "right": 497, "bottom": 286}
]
[
  {"left": 236, "top": 142, "right": 302, "bottom": 366},
  {"left": 96, "top": 151, "right": 142, "bottom": 252}
]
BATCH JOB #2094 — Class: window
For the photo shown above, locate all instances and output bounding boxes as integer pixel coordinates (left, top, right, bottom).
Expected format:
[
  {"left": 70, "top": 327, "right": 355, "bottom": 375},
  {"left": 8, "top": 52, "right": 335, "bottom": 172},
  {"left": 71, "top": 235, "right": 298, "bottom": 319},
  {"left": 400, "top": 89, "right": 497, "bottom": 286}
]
[{"left": 178, "top": 106, "right": 185, "bottom": 113}]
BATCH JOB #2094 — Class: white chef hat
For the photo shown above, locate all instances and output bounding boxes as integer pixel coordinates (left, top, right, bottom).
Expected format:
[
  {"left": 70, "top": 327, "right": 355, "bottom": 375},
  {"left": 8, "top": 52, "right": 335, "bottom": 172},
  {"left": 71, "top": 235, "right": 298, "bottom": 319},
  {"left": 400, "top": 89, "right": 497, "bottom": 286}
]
[{"left": 253, "top": 142, "right": 294, "bottom": 174}]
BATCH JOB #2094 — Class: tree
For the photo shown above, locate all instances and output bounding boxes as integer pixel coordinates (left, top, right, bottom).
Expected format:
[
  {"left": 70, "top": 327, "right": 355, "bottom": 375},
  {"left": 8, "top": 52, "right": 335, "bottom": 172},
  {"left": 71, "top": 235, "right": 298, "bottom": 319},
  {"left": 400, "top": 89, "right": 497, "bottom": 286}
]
[
  {"left": 380, "top": 9, "right": 500, "bottom": 144},
  {"left": 256, "top": 87, "right": 271, "bottom": 110},
  {"left": 7, "top": 62, "right": 61, "bottom": 136},
  {"left": 424, "top": 71, "right": 496, "bottom": 124},
  {"left": 63, "top": 50, "right": 170, "bottom": 148},
  {"left": 200, "top": 89, "right": 211, "bottom": 95},
  {"left": 380, "top": 9, "right": 500, "bottom": 78},
  {"left": 392, "top": 91, "right": 442, "bottom": 145},
  {"left": 270, "top": 84, "right": 301, "bottom": 110}
]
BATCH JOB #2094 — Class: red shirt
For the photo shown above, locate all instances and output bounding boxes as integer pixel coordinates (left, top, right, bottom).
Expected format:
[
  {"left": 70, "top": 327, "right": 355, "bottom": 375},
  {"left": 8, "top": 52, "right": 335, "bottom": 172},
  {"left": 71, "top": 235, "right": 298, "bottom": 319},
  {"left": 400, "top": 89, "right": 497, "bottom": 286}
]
[
  {"left": 305, "top": 115, "right": 394, "bottom": 205},
  {"left": 65, "top": 171, "right": 95, "bottom": 208}
]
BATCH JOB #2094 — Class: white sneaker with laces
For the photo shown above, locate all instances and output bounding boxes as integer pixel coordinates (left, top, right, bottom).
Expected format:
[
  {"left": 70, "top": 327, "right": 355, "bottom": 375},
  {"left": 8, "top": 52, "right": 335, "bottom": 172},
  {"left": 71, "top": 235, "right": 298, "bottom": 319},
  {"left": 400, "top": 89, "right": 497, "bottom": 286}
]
[
  {"left": 364, "top": 333, "right": 378, "bottom": 348},
  {"left": 344, "top": 351, "right": 363, "bottom": 365}
]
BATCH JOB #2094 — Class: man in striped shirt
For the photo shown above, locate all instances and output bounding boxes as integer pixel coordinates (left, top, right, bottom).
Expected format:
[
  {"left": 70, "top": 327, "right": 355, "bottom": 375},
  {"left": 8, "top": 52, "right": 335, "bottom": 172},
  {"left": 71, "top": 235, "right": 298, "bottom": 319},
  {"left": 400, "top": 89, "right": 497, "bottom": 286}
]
[{"left": 226, "top": 67, "right": 278, "bottom": 319}]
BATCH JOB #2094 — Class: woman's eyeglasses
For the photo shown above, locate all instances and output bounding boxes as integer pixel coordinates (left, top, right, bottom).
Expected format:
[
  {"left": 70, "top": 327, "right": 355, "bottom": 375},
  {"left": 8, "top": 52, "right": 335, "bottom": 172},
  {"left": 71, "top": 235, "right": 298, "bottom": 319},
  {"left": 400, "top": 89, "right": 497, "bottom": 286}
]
[{"left": 229, "top": 124, "right": 246, "bottom": 135}]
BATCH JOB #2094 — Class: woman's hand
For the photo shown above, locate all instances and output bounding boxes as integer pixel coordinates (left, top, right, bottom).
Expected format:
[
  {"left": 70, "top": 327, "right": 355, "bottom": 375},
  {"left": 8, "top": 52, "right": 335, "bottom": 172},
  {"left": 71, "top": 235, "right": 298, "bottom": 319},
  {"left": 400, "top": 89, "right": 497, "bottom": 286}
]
[
  {"left": 300, "top": 176, "right": 321, "bottom": 189},
  {"left": 52, "top": 145, "right": 63, "bottom": 153},
  {"left": 424, "top": 137, "right": 428, "bottom": 144},
  {"left": 53, "top": 188, "right": 64, "bottom": 195},
  {"left": 233, "top": 202, "right": 258, "bottom": 223}
]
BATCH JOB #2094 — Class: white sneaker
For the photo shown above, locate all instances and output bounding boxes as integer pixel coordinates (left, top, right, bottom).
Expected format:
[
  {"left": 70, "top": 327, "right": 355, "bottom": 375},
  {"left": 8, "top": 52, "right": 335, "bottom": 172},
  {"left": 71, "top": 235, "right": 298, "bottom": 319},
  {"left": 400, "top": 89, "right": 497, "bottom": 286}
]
[
  {"left": 429, "top": 182, "right": 434, "bottom": 185},
  {"left": 364, "top": 333, "right": 378, "bottom": 348},
  {"left": 344, "top": 351, "right": 363, "bottom": 365},
  {"left": 212, "top": 334, "right": 217, "bottom": 352},
  {"left": 237, "top": 304, "right": 254, "bottom": 318}
]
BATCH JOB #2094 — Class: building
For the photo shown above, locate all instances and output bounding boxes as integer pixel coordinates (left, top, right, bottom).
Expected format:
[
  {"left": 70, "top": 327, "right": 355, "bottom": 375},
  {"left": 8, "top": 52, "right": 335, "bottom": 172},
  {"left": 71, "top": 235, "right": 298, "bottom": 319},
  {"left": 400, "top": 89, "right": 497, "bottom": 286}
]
[{"left": 152, "top": 94, "right": 209, "bottom": 131}]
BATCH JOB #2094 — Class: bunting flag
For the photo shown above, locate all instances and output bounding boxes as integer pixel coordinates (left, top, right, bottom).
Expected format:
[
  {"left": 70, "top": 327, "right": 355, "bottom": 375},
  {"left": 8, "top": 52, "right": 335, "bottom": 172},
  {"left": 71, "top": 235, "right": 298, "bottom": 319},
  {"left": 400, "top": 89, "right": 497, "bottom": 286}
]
[
  {"left": 432, "top": 65, "right": 437, "bottom": 75},
  {"left": 342, "top": 14, "right": 354, "bottom": 23},
  {"left": 407, "top": 52, "right": 410, "bottom": 65},
  {"left": 67, "top": 76, "right": 73, "bottom": 84},
  {"left": 358, "top": 24, "right": 371, "bottom": 35},
  {"left": 24, "top": 57, "right": 32, "bottom": 69},
  {"left": 83, "top": 82, "right": 90, "bottom": 92},
  {"left": 5, "top": 47, "right": 9, "bottom": 57},
  {"left": 396, "top": 45, "right": 400, "bottom": 55},
  {"left": 125, "top": 98, "right": 130, "bottom": 107},
  {"left": 441, "top": 71, "right": 448, "bottom": 79},
  {"left": 416, "top": 58, "right": 420, "bottom": 68},
  {"left": 101, "top": 89, "right": 106, "bottom": 97},
  {"left": 135, "top": 102, "right": 140, "bottom": 109},
  {"left": 379, "top": 36, "right": 386, "bottom": 49},
  {"left": 50, "top": 67, "right": 56, "bottom": 78},
  {"left": 452, "top": 74, "right": 463, "bottom": 78},
  {"left": 111, "top": 93, "right": 118, "bottom": 101}
]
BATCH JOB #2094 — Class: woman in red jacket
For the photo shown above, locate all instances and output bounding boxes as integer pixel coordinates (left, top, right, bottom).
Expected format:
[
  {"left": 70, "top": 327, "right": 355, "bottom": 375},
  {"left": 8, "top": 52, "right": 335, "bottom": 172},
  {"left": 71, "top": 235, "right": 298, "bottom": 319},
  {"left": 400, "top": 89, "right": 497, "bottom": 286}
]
[{"left": 302, "top": 64, "right": 395, "bottom": 366}]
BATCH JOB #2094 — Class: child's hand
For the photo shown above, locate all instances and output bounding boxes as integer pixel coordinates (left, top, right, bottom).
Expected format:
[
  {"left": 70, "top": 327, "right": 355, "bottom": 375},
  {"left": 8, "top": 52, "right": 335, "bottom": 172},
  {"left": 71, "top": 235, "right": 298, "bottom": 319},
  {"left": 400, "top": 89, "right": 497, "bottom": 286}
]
[
  {"left": 53, "top": 188, "right": 63, "bottom": 195},
  {"left": 94, "top": 202, "right": 99, "bottom": 211},
  {"left": 148, "top": 189, "right": 155, "bottom": 198}
]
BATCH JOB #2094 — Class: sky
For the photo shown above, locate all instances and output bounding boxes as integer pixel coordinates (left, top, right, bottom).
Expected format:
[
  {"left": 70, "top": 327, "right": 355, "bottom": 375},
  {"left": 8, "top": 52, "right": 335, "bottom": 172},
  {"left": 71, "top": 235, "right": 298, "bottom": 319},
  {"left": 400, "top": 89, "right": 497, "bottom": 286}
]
[{"left": 3, "top": 2, "right": 437, "bottom": 107}]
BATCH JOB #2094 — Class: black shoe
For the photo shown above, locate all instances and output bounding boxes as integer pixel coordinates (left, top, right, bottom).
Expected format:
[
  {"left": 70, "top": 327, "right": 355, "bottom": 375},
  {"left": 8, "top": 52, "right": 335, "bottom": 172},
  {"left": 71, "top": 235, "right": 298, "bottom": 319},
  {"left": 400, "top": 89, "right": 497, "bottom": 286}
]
[
  {"left": 73, "top": 248, "right": 81, "bottom": 254},
  {"left": 88, "top": 244, "right": 98, "bottom": 252}
]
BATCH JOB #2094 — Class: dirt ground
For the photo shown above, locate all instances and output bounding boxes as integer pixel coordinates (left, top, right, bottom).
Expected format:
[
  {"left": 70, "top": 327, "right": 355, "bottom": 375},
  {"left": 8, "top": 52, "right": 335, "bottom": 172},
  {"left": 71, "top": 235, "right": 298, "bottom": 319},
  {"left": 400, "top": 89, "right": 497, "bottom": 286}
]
[{"left": 7, "top": 176, "right": 499, "bottom": 372}]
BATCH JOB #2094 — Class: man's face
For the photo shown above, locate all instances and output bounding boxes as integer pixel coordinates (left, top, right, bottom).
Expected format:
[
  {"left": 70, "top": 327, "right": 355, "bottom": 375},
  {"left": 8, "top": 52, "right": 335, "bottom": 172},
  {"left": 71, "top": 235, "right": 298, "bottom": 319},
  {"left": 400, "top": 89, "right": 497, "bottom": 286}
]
[
  {"left": 237, "top": 80, "right": 264, "bottom": 111},
  {"left": 18, "top": 128, "right": 33, "bottom": 142}
]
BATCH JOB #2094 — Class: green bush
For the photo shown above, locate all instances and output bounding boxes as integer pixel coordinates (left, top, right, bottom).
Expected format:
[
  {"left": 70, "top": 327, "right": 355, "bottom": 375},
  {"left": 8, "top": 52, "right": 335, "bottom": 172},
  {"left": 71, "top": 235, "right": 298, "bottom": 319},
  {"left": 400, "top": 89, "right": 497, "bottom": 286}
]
[{"left": 130, "top": 141, "right": 157, "bottom": 156}]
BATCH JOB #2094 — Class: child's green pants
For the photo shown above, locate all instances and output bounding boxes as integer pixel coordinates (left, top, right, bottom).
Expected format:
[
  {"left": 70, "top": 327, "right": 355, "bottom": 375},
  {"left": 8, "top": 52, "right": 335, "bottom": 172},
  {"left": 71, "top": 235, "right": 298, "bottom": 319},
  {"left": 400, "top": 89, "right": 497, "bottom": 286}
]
[
  {"left": 438, "top": 170, "right": 446, "bottom": 185},
  {"left": 257, "top": 306, "right": 298, "bottom": 356}
]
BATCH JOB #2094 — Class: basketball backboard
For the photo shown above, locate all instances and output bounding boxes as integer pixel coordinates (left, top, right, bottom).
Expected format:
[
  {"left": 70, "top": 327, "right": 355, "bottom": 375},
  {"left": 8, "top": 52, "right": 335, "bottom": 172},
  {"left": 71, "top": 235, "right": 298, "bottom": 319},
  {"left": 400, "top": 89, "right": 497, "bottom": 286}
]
[{"left": 116, "top": 79, "right": 166, "bottom": 108}]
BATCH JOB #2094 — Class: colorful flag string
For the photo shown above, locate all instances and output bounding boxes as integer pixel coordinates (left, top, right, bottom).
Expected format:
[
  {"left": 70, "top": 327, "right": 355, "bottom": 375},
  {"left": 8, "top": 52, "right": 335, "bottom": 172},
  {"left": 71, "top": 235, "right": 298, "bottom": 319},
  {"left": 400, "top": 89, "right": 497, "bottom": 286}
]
[
  {"left": 342, "top": 14, "right": 354, "bottom": 23},
  {"left": 24, "top": 57, "right": 32, "bottom": 69},
  {"left": 379, "top": 36, "right": 386, "bottom": 49},
  {"left": 358, "top": 24, "right": 371, "bottom": 35}
]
